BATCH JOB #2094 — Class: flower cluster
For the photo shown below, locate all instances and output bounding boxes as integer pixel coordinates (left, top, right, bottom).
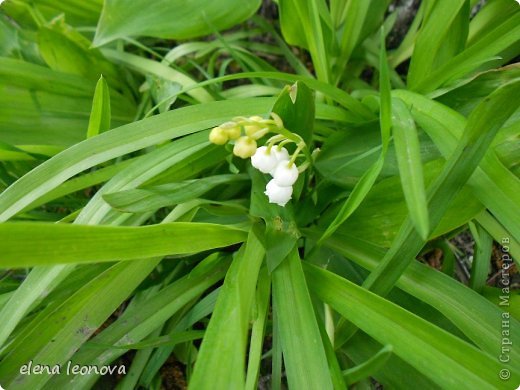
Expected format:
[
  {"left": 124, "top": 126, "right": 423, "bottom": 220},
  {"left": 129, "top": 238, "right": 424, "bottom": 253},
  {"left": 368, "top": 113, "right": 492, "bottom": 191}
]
[
  {"left": 252, "top": 146, "right": 299, "bottom": 206},
  {"left": 209, "top": 114, "right": 307, "bottom": 207},
  {"left": 209, "top": 115, "right": 272, "bottom": 159}
]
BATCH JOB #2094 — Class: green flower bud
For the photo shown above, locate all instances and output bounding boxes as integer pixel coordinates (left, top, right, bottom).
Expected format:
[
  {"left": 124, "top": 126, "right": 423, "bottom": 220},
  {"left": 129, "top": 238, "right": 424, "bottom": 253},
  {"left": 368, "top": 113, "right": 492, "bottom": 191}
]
[
  {"left": 209, "top": 127, "right": 228, "bottom": 145},
  {"left": 244, "top": 124, "right": 263, "bottom": 137},
  {"left": 226, "top": 126, "right": 241, "bottom": 140},
  {"left": 220, "top": 121, "right": 237, "bottom": 129},
  {"left": 233, "top": 136, "right": 257, "bottom": 159}
]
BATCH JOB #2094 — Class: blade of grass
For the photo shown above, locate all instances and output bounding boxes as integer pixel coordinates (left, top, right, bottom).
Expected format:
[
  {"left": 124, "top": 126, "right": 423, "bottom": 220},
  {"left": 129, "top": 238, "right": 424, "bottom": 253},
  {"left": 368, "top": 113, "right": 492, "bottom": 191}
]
[
  {"left": 469, "top": 222, "right": 493, "bottom": 292},
  {"left": 190, "top": 226, "right": 265, "bottom": 389},
  {"left": 310, "top": 230, "right": 520, "bottom": 361},
  {"left": 272, "top": 249, "right": 333, "bottom": 389},
  {"left": 414, "top": 12, "right": 520, "bottom": 92},
  {"left": 271, "top": 300, "right": 283, "bottom": 390},
  {"left": 103, "top": 174, "right": 249, "bottom": 213},
  {"left": 245, "top": 266, "right": 271, "bottom": 390},
  {"left": 0, "top": 128, "right": 234, "bottom": 355},
  {"left": 394, "top": 89, "right": 520, "bottom": 244},
  {"left": 0, "top": 258, "right": 161, "bottom": 387},
  {"left": 344, "top": 331, "right": 439, "bottom": 389},
  {"left": 392, "top": 97, "right": 429, "bottom": 239},
  {"left": 101, "top": 48, "right": 213, "bottom": 103},
  {"left": 86, "top": 75, "right": 111, "bottom": 138},
  {"left": 0, "top": 222, "right": 247, "bottom": 267},
  {"left": 334, "top": 0, "right": 371, "bottom": 84},
  {"left": 343, "top": 345, "right": 393, "bottom": 386},
  {"left": 364, "top": 79, "right": 520, "bottom": 295},
  {"left": 407, "top": 0, "right": 467, "bottom": 89},
  {"left": 17, "top": 254, "right": 230, "bottom": 389},
  {"left": 319, "top": 29, "right": 391, "bottom": 243},
  {"left": 0, "top": 97, "right": 274, "bottom": 221},
  {"left": 305, "top": 263, "right": 519, "bottom": 389}
]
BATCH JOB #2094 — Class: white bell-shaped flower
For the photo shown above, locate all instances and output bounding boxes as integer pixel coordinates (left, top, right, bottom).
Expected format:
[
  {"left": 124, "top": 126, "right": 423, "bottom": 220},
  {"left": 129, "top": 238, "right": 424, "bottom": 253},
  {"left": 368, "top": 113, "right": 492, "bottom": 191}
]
[
  {"left": 271, "top": 146, "right": 290, "bottom": 163},
  {"left": 265, "top": 179, "right": 293, "bottom": 206},
  {"left": 272, "top": 161, "right": 299, "bottom": 187},
  {"left": 251, "top": 146, "right": 279, "bottom": 174}
]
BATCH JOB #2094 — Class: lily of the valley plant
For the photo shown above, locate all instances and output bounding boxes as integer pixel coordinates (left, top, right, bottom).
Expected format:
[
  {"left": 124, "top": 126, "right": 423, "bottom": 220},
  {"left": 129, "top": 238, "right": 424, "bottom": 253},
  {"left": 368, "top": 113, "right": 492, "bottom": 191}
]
[{"left": 0, "top": 0, "right": 519, "bottom": 389}]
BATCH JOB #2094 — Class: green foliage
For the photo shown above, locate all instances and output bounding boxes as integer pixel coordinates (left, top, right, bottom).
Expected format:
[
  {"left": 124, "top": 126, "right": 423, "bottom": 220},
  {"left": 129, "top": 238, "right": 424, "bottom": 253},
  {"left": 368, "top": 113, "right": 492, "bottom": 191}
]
[
  {"left": 94, "top": 0, "right": 262, "bottom": 46},
  {"left": 0, "top": 1, "right": 519, "bottom": 389}
]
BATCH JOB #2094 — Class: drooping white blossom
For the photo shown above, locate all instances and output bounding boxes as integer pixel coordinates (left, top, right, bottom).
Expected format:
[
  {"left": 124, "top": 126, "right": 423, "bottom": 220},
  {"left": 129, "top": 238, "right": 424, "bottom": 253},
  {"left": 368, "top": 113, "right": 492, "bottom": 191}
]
[
  {"left": 271, "top": 146, "right": 289, "bottom": 163},
  {"left": 265, "top": 179, "right": 293, "bottom": 206},
  {"left": 251, "top": 146, "right": 278, "bottom": 174},
  {"left": 272, "top": 161, "right": 299, "bottom": 187}
]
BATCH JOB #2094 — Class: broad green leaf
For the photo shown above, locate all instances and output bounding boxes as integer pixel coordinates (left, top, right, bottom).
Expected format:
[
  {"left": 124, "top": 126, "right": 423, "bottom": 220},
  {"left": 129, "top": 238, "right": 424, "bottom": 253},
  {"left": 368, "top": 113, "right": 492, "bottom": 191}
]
[
  {"left": 93, "top": 0, "right": 261, "bottom": 47},
  {"left": 39, "top": 24, "right": 96, "bottom": 78},
  {"left": 0, "top": 222, "right": 247, "bottom": 267},
  {"left": 0, "top": 58, "right": 134, "bottom": 147},
  {"left": 468, "top": 0, "right": 518, "bottom": 45},
  {"left": 315, "top": 231, "right": 520, "bottom": 362},
  {"left": 0, "top": 97, "right": 274, "bottom": 221},
  {"left": 103, "top": 174, "right": 248, "bottom": 213},
  {"left": 270, "top": 81, "right": 315, "bottom": 145},
  {"left": 394, "top": 89, "right": 520, "bottom": 244},
  {"left": 407, "top": 0, "right": 467, "bottom": 89},
  {"left": 320, "top": 159, "right": 484, "bottom": 247},
  {"left": 315, "top": 124, "right": 441, "bottom": 188},
  {"left": 2, "top": 0, "right": 102, "bottom": 27},
  {"left": 319, "top": 33, "right": 391, "bottom": 243},
  {"left": 190, "top": 226, "right": 265, "bottom": 389},
  {"left": 87, "top": 75, "right": 111, "bottom": 138},
  {"left": 305, "top": 263, "right": 520, "bottom": 389},
  {"left": 413, "top": 11, "right": 520, "bottom": 92},
  {"left": 272, "top": 249, "right": 333, "bottom": 389},
  {"left": 364, "top": 79, "right": 520, "bottom": 296},
  {"left": 435, "top": 63, "right": 520, "bottom": 115},
  {"left": 392, "top": 97, "right": 429, "bottom": 239},
  {"left": 39, "top": 18, "right": 130, "bottom": 92},
  {"left": 319, "top": 157, "right": 384, "bottom": 244}
]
